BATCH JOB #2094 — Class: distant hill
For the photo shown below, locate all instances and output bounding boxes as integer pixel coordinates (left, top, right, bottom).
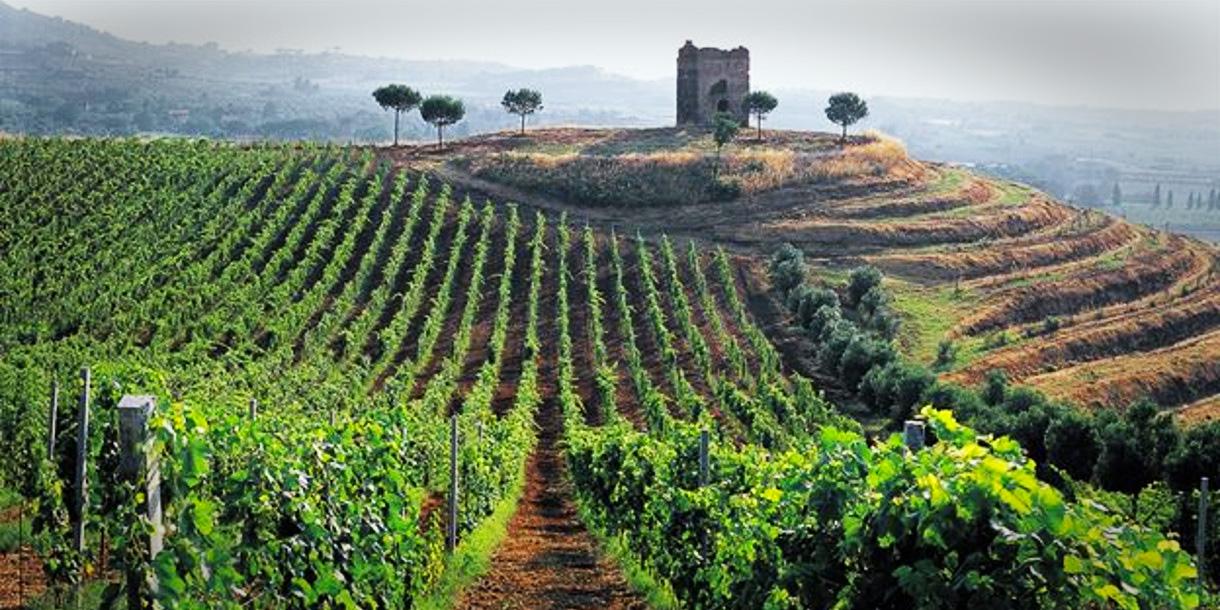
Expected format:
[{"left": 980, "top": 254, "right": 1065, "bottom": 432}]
[{"left": 1, "top": 0, "right": 1216, "bottom": 242}]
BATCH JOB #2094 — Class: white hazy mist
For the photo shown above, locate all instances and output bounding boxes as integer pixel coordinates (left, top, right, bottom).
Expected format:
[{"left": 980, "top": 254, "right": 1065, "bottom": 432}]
[{"left": 10, "top": 0, "right": 1220, "bottom": 111}]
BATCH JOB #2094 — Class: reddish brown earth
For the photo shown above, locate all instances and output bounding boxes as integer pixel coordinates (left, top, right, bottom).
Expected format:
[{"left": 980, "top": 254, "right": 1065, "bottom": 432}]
[
  {"left": 0, "top": 547, "right": 46, "bottom": 610},
  {"left": 455, "top": 396, "right": 645, "bottom": 610}
]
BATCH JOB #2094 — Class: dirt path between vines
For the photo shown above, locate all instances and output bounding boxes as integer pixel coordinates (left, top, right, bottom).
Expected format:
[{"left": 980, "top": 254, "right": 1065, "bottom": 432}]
[{"left": 455, "top": 397, "right": 645, "bottom": 610}]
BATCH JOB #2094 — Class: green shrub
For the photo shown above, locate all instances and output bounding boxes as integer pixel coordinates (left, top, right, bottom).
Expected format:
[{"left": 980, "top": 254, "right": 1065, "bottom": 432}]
[
  {"left": 859, "top": 360, "right": 935, "bottom": 424},
  {"left": 790, "top": 286, "right": 839, "bottom": 329},
  {"left": 806, "top": 304, "right": 842, "bottom": 339},
  {"left": 933, "top": 339, "right": 957, "bottom": 370},
  {"left": 846, "top": 265, "right": 883, "bottom": 306},
  {"left": 768, "top": 243, "right": 806, "bottom": 298},
  {"left": 982, "top": 369, "right": 1009, "bottom": 406},
  {"left": 839, "top": 334, "right": 896, "bottom": 390},
  {"left": 864, "top": 305, "right": 901, "bottom": 340},
  {"left": 1045, "top": 409, "right": 1102, "bottom": 482}
]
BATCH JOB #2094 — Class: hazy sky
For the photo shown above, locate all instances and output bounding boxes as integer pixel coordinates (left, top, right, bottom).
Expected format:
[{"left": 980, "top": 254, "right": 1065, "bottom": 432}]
[{"left": 10, "top": 0, "right": 1220, "bottom": 110}]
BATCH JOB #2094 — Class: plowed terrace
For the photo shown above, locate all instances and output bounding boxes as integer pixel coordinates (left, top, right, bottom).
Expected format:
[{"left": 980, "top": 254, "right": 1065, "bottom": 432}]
[{"left": 412, "top": 127, "right": 1220, "bottom": 422}]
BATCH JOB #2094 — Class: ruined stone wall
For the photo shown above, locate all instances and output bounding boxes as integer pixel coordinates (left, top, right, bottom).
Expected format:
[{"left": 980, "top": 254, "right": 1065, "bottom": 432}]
[{"left": 676, "top": 41, "right": 749, "bottom": 126}]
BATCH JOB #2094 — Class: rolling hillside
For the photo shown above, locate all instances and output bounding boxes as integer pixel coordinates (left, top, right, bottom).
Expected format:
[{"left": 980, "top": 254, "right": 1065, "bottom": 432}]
[
  {"left": 416, "top": 127, "right": 1220, "bottom": 420},
  {"left": 0, "top": 132, "right": 1212, "bottom": 609}
]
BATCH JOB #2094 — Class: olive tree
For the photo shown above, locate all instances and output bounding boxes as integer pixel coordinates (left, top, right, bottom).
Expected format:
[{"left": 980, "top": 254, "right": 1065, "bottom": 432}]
[{"left": 371, "top": 84, "right": 422, "bottom": 146}]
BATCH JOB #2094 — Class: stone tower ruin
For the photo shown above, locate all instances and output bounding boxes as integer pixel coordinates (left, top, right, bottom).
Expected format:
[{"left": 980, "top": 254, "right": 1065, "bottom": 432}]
[{"left": 676, "top": 40, "right": 749, "bottom": 126}]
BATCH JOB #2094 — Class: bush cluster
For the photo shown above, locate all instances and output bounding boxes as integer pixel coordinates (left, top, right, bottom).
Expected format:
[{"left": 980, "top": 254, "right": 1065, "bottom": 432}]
[
  {"left": 768, "top": 244, "right": 1220, "bottom": 585},
  {"left": 769, "top": 247, "right": 910, "bottom": 421}
]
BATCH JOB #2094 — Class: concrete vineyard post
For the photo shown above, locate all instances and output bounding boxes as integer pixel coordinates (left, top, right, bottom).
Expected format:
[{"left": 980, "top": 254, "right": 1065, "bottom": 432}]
[
  {"left": 698, "top": 429, "right": 709, "bottom": 487},
  {"left": 72, "top": 367, "right": 91, "bottom": 555},
  {"left": 48, "top": 376, "right": 59, "bottom": 459},
  {"left": 18, "top": 494, "right": 24, "bottom": 606},
  {"left": 698, "top": 428, "right": 710, "bottom": 562},
  {"left": 447, "top": 414, "right": 459, "bottom": 553},
  {"left": 117, "top": 395, "right": 163, "bottom": 609},
  {"left": 1200, "top": 477, "right": 1210, "bottom": 580},
  {"left": 249, "top": 398, "right": 258, "bottom": 420},
  {"left": 903, "top": 420, "right": 925, "bottom": 452}
]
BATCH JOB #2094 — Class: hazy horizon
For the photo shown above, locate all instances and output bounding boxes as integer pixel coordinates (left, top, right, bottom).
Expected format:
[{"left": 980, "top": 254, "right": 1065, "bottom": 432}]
[{"left": 7, "top": 0, "right": 1220, "bottom": 112}]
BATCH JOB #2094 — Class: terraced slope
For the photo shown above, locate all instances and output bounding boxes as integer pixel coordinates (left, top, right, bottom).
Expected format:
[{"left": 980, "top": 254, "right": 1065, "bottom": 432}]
[{"left": 428, "top": 128, "right": 1220, "bottom": 422}]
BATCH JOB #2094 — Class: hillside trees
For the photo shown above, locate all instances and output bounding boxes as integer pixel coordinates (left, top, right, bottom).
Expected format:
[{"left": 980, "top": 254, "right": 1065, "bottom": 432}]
[
  {"left": 371, "top": 83, "right": 422, "bottom": 146},
  {"left": 501, "top": 88, "right": 543, "bottom": 134},
  {"left": 420, "top": 94, "right": 466, "bottom": 149},
  {"left": 1094, "top": 400, "right": 1179, "bottom": 513},
  {"left": 1046, "top": 409, "right": 1103, "bottom": 481},
  {"left": 825, "top": 92, "right": 869, "bottom": 142},
  {"left": 743, "top": 90, "right": 778, "bottom": 141},
  {"left": 846, "top": 264, "right": 883, "bottom": 307}
]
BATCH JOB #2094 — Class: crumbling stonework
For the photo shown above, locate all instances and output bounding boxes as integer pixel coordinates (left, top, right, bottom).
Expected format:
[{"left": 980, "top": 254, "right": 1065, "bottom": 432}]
[{"left": 676, "top": 40, "right": 749, "bottom": 126}]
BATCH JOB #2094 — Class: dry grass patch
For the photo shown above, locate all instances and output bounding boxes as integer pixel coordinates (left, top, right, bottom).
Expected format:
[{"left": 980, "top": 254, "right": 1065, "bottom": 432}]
[
  {"left": 460, "top": 133, "right": 917, "bottom": 208},
  {"left": 1028, "top": 328, "right": 1220, "bottom": 410}
]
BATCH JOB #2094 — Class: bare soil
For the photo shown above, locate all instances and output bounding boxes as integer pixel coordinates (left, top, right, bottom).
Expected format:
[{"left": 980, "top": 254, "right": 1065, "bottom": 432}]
[
  {"left": 0, "top": 547, "right": 45, "bottom": 610},
  {"left": 455, "top": 397, "right": 644, "bottom": 610}
]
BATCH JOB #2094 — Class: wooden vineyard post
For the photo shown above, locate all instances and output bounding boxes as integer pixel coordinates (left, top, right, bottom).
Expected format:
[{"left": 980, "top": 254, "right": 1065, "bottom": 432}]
[
  {"left": 447, "top": 414, "right": 459, "bottom": 553},
  {"left": 249, "top": 398, "right": 258, "bottom": 420},
  {"left": 1200, "top": 477, "right": 1210, "bottom": 580},
  {"left": 117, "top": 395, "right": 163, "bottom": 609},
  {"left": 72, "top": 367, "right": 91, "bottom": 556},
  {"left": 903, "top": 420, "right": 925, "bottom": 452},
  {"left": 48, "top": 376, "right": 59, "bottom": 458}
]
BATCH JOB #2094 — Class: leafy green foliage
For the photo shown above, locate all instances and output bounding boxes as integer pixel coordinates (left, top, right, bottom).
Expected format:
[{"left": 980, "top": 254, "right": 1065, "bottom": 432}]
[
  {"left": 567, "top": 408, "right": 1204, "bottom": 609},
  {"left": 501, "top": 88, "right": 543, "bottom": 134},
  {"left": 372, "top": 84, "right": 422, "bottom": 145},
  {"left": 419, "top": 94, "right": 466, "bottom": 148},
  {"left": 712, "top": 111, "right": 739, "bottom": 177},
  {"left": 825, "top": 91, "right": 869, "bottom": 141},
  {"left": 0, "top": 139, "right": 544, "bottom": 608},
  {"left": 744, "top": 90, "right": 778, "bottom": 140}
]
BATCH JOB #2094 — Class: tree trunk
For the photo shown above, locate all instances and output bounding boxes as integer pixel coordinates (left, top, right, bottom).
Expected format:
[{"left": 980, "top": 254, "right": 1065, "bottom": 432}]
[
  {"left": 756, "top": 115, "right": 762, "bottom": 141},
  {"left": 393, "top": 110, "right": 400, "bottom": 147},
  {"left": 841, "top": 123, "right": 847, "bottom": 143},
  {"left": 520, "top": 113, "right": 526, "bottom": 135},
  {"left": 437, "top": 125, "right": 444, "bottom": 150}
]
